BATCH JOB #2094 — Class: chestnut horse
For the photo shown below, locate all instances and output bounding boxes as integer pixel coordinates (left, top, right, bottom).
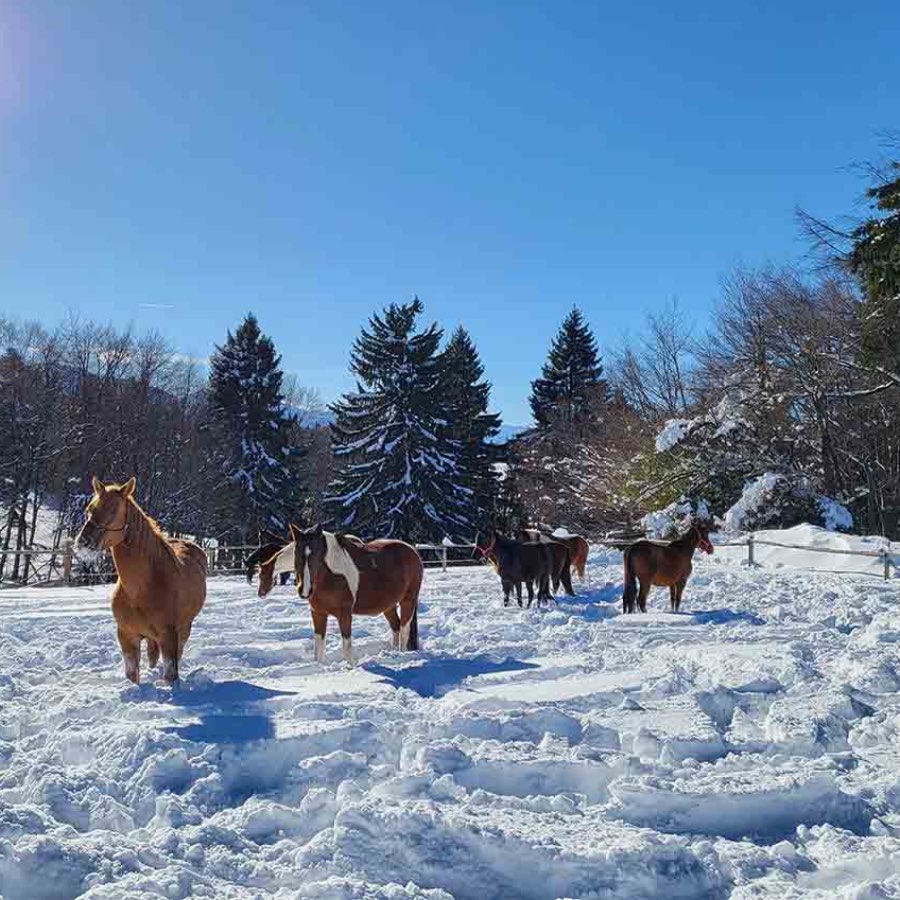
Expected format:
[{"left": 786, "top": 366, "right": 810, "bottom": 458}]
[
  {"left": 77, "top": 476, "right": 206, "bottom": 683},
  {"left": 622, "top": 523, "right": 713, "bottom": 613},
  {"left": 289, "top": 524, "right": 423, "bottom": 662},
  {"left": 522, "top": 528, "right": 590, "bottom": 579}
]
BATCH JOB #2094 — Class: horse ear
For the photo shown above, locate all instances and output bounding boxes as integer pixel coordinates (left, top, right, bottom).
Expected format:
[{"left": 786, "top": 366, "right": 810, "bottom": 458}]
[
  {"left": 121, "top": 476, "right": 137, "bottom": 498},
  {"left": 288, "top": 522, "right": 302, "bottom": 543},
  {"left": 91, "top": 475, "right": 105, "bottom": 495}
]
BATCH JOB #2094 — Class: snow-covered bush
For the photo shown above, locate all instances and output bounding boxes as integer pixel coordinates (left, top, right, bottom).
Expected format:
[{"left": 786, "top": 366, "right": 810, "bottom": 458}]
[
  {"left": 642, "top": 496, "right": 712, "bottom": 540},
  {"left": 723, "top": 473, "right": 852, "bottom": 534}
]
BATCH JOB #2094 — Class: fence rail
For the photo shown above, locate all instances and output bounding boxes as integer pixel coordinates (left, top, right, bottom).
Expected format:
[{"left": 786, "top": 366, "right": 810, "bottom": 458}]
[{"left": 1, "top": 533, "right": 895, "bottom": 588}]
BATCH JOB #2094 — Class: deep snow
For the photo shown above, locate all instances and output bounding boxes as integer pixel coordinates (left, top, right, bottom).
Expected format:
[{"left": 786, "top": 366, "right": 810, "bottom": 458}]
[{"left": 1, "top": 546, "right": 900, "bottom": 899}]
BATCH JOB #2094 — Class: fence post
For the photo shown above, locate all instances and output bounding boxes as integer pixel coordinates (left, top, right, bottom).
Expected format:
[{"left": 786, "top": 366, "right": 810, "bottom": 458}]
[
  {"left": 883, "top": 548, "right": 891, "bottom": 582},
  {"left": 442, "top": 546, "right": 448, "bottom": 572},
  {"left": 747, "top": 532, "right": 755, "bottom": 567},
  {"left": 63, "top": 540, "right": 73, "bottom": 585}
]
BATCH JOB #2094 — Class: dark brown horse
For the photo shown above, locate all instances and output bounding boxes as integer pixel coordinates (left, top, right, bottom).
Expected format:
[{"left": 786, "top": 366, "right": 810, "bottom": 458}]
[
  {"left": 77, "top": 476, "right": 207, "bottom": 684},
  {"left": 289, "top": 524, "right": 423, "bottom": 662},
  {"left": 518, "top": 529, "right": 576, "bottom": 596},
  {"left": 521, "top": 528, "right": 589, "bottom": 579},
  {"left": 477, "top": 530, "right": 556, "bottom": 608},
  {"left": 622, "top": 523, "right": 713, "bottom": 614}
]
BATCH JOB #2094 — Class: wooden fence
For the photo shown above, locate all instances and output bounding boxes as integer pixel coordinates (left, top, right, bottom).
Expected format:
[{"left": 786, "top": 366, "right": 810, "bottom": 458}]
[{"left": 0, "top": 533, "right": 895, "bottom": 588}]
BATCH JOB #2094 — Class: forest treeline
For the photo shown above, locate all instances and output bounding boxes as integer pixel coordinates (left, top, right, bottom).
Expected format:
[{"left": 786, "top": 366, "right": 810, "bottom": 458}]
[{"left": 2, "top": 150, "right": 900, "bottom": 562}]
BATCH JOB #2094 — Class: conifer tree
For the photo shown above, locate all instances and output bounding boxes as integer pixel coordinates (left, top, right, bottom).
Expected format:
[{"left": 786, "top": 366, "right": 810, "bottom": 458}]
[
  {"left": 530, "top": 308, "right": 605, "bottom": 430},
  {"left": 325, "top": 298, "right": 470, "bottom": 541},
  {"left": 207, "top": 314, "right": 300, "bottom": 539},
  {"left": 442, "top": 327, "right": 502, "bottom": 527}
]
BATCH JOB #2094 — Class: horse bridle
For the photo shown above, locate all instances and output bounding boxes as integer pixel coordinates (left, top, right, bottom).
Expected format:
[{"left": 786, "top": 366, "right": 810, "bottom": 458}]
[{"left": 690, "top": 524, "right": 713, "bottom": 554}]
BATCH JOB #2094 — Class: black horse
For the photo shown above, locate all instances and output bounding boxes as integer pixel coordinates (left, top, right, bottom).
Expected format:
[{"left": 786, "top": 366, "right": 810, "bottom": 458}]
[
  {"left": 476, "top": 530, "right": 557, "bottom": 608},
  {"left": 517, "top": 529, "right": 575, "bottom": 597}
]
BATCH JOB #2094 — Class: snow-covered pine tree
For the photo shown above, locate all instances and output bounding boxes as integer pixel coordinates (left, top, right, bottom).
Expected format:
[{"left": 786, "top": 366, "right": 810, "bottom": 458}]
[
  {"left": 207, "top": 314, "right": 301, "bottom": 540},
  {"left": 325, "top": 298, "right": 471, "bottom": 542},
  {"left": 530, "top": 308, "right": 605, "bottom": 430},
  {"left": 442, "top": 327, "right": 502, "bottom": 529}
]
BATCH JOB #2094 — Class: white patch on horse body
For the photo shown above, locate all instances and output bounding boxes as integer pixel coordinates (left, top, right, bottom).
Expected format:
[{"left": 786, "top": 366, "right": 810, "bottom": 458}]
[
  {"left": 273, "top": 543, "right": 295, "bottom": 574},
  {"left": 323, "top": 531, "right": 360, "bottom": 605},
  {"left": 342, "top": 636, "right": 353, "bottom": 663},
  {"left": 314, "top": 634, "right": 326, "bottom": 662},
  {"left": 399, "top": 623, "right": 411, "bottom": 651}
]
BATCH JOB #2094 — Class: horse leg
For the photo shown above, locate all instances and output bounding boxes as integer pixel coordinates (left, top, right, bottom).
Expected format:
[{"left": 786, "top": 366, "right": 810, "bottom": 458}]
[
  {"left": 669, "top": 584, "right": 677, "bottom": 612},
  {"left": 384, "top": 608, "right": 401, "bottom": 649},
  {"left": 146, "top": 639, "right": 160, "bottom": 670},
  {"left": 338, "top": 613, "right": 353, "bottom": 664},
  {"left": 311, "top": 610, "right": 328, "bottom": 662},
  {"left": 515, "top": 582, "right": 523, "bottom": 608},
  {"left": 525, "top": 580, "right": 533, "bottom": 608},
  {"left": 502, "top": 579, "right": 511, "bottom": 607},
  {"left": 159, "top": 625, "right": 181, "bottom": 684},
  {"left": 675, "top": 578, "right": 687, "bottom": 612},
  {"left": 117, "top": 626, "right": 141, "bottom": 684},
  {"left": 638, "top": 580, "right": 651, "bottom": 614}
]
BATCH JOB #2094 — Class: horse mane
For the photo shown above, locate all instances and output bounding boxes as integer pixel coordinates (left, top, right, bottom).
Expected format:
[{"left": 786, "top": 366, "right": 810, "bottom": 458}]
[
  {"left": 324, "top": 531, "right": 360, "bottom": 602},
  {"left": 125, "top": 496, "right": 180, "bottom": 566}
]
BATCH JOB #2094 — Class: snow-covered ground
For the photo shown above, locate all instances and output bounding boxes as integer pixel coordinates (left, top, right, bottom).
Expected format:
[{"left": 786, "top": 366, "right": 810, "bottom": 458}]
[{"left": 2, "top": 546, "right": 900, "bottom": 899}]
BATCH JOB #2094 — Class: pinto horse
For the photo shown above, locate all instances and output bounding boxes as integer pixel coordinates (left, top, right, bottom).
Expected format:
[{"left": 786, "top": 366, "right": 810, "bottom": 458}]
[
  {"left": 477, "top": 530, "right": 556, "bottom": 607},
  {"left": 246, "top": 532, "right": 290, "bottom": 586},
  {"left": 77, "top": 476, "right": 206, "bottom": 684},
  {"left": 289, "top": 524, "right": 423, "bottom": 663},
  {"left": 622, "top": 523, "right": 713, "bottom": 613}
]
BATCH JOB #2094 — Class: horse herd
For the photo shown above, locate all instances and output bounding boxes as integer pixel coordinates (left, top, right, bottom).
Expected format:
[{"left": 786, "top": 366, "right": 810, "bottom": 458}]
[{"left": 76, "top": 477, "right": 713, "bottom": 686}]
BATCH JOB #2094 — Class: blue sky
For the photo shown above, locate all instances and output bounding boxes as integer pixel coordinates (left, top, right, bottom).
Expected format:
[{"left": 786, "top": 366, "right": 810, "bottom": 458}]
[{"left": 0, "top": 1, "right": 896, "bottom": 424}]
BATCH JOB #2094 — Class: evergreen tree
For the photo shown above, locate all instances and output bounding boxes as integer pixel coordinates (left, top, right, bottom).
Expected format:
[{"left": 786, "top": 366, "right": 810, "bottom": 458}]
[
  {"left": 442, "top": 327, "right": 502, "bottom": 528},
  {"left": 207, "top": 314, "right": 301, "bottom": 540},
  {"left": 847, "top": 163, "right": 900, "bottom": 372},
  {"left": 325, "top": 298, "right": 470, "bottom": 542},
  {"left": 530, "top": 308, "right": 605, "bottom": 430}
]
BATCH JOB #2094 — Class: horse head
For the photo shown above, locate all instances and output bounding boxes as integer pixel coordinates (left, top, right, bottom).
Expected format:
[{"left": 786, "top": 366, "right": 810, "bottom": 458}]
[
  {"left": 289, "top": 522, "right": 327, "bottom": 599},
  {"left": 77, "top": 475, "right": 136, "bottom": 551},
  {"left": 693, "top": 521, "right": 714, "bottom": 554},
  {"left": 473, "top": 528, "right": 498, "bottom": 559}
]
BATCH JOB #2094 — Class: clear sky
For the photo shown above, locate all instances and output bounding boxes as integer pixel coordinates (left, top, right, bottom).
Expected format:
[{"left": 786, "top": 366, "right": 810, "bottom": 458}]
[{"left": 1, "top": 1, "right": 896, "bottom": 424}]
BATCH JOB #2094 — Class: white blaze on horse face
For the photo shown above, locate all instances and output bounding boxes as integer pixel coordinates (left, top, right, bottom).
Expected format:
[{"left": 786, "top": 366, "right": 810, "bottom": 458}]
[
  {"left": 314, "top": 634, "right": 326, "bottom": 662},
  {"left": 300, "top": 545, "right": 313, "bottom": 598},
  {"left": 323, "top": 532, "right": 360, "bottom": 605}
]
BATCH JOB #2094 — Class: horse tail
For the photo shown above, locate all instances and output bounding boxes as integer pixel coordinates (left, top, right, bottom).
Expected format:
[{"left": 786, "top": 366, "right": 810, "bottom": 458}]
[
  {"left": 623, "top": 546, "right": 637, "bottom": 611},
  {"left": 407, "top": 603, "right": 419, "bottom": 651},
  {"left": 561, "top": 548, "right": 575, "bottom": 596},
  {"left": 576, "top": 538, "right": 588, "bottom": 579}
]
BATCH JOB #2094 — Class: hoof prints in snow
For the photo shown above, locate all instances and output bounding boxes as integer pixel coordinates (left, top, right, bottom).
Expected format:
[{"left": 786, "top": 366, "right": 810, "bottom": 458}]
[{"left": 1, "top": 556, "right": 900, "bottom": 898}]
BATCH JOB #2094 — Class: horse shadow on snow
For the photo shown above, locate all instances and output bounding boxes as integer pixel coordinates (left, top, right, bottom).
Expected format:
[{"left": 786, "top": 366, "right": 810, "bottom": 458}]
[
  {"left": 363, "top": 655, "right": 539, "bottom": 698},
  {"left": 124, "top": 678, "right": 296, "bottom": 744}
]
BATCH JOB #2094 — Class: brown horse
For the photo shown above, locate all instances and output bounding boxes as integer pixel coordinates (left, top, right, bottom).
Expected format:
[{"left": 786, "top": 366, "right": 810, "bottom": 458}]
[
  {"left": 289, "top": 524, "right": 423, "bottom": 662},
  {"left": 76, "top": 476, "right": 206, "bottom": 683},
  {"left": 622, "top": 523, "right": 713, "bottom": 614}
]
